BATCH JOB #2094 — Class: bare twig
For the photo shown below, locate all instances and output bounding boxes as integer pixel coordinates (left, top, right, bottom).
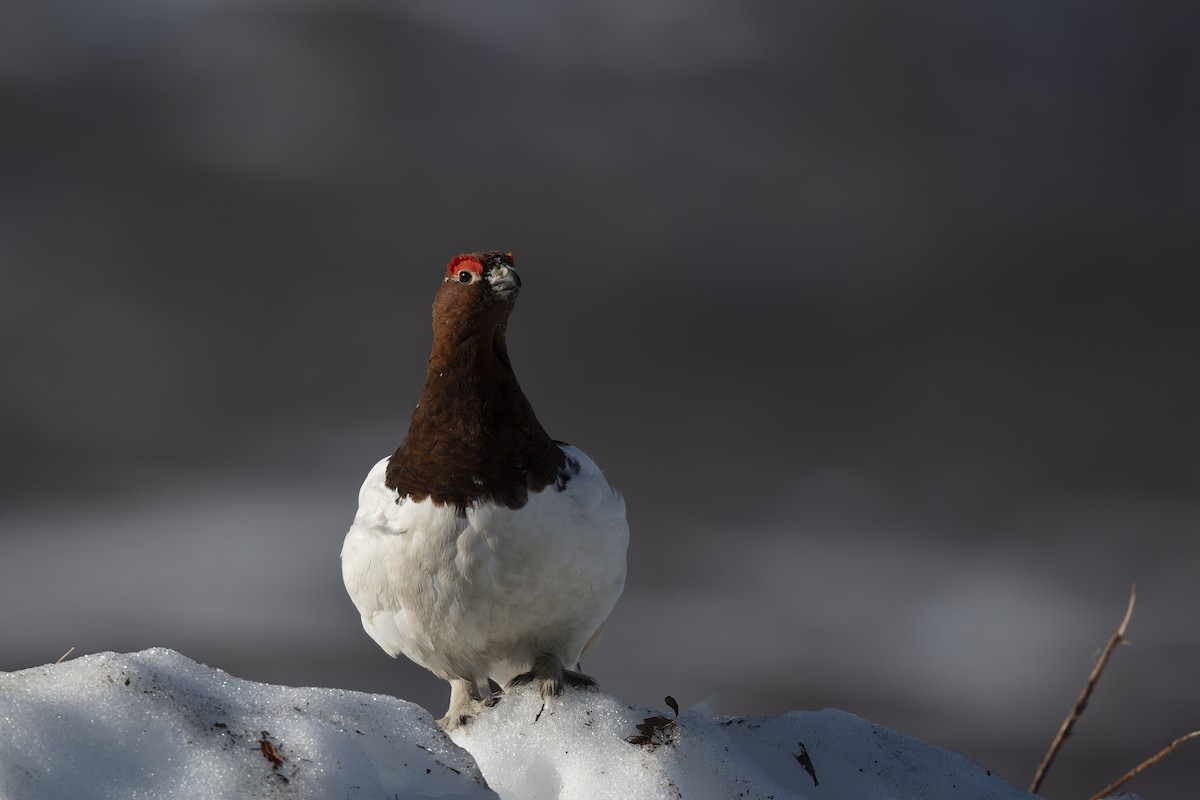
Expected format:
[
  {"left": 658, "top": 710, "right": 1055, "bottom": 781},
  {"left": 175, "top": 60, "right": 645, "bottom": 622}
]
[
  {"left": 1029, "top": 585, "right": 1136, "bottom": 793},
  {"left": 54, "top": 647, "right": 76, "bottom": 664},
  {"left": 1088, "top": 730, "right": 1200, "bottom": 800}
]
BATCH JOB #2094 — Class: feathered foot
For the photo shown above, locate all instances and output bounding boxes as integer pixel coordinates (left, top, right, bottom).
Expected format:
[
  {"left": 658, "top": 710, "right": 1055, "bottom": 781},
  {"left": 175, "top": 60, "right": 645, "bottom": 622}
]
[
  {"left": 438, "top": 678, "right": 497, "bottom": 730},
  {"left": 507, "top": 654, "right": 597, "bottom": 703}
]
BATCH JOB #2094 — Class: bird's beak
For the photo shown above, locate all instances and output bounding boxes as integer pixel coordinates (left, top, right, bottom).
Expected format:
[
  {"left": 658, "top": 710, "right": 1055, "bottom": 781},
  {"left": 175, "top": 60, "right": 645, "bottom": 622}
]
[{"left": 488, "top": 264, "right": 521, "bottom": 297}]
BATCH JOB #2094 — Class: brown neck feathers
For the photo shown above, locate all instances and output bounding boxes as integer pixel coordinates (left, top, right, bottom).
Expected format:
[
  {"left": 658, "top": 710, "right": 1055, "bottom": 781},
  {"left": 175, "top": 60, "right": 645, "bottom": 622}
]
[{"left": 384, "top": 278, "right": 574, "bottom": 511}]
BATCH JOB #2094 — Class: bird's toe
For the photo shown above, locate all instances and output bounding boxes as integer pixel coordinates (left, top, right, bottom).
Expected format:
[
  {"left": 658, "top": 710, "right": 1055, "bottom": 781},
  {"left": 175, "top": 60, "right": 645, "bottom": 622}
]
[
  {"left": 562, "top": 668, "right": 597, "bottom": 690},
  {"left": 437, "top": 711, "right": 471, "bottom": 730},
  {"left": 505, "top": 669, "right": 537, "bottom": 690}
]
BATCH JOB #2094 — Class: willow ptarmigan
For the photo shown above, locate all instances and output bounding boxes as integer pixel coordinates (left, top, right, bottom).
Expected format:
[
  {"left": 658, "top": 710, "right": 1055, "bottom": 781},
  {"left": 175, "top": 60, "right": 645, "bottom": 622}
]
[{"left": 341, "top": 251, "right": 629, "bottom": 728}]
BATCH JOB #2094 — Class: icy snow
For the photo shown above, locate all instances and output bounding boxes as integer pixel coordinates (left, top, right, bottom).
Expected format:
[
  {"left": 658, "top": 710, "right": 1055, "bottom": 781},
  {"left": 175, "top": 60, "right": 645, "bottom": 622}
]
[
  {"left": 451, "top": 686, "right": 1034, "bottom": 800},
  {"left": 0, "top": 650, "right": 488, "bottom": 799},
  {"left": 0, "top": 649, "right": 1133, "bottom": 800}
]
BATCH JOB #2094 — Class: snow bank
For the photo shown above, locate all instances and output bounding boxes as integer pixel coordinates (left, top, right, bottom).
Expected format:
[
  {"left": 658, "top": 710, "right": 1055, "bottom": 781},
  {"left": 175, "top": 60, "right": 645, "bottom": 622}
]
[
  {"left": 0, "top": 649, "right": 490, "bottom": 799},
  {"left": 0, "top": 649, "right": 1126, "bottom": 800},
  {"left": 452, "top": 684, "right": 1038, "bottom": 800}
]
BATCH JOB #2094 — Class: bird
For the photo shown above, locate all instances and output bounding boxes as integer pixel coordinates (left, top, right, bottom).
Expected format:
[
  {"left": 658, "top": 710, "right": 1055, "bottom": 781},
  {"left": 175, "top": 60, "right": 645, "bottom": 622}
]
[{"left": 341, "top": 251, "right": 629, "bottom": 729}]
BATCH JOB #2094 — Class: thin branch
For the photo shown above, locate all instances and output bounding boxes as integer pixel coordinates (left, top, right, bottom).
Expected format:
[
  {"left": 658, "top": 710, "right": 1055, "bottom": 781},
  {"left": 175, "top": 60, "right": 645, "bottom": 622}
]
[
  {"left": 1088, "top": 730, "right": 1200, "bottom": 800},
  {"left": 54, "top": 646, "right": 76, "bottom": 665},
  {"left": 1029, "top": 585, "right": 1136, "bottom": 793}
]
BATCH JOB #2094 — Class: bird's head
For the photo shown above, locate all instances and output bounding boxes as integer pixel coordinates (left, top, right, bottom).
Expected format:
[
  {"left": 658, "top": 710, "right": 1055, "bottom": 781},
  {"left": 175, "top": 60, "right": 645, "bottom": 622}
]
[
  {"left": 443, "top": 251, "right": 521, "bottom": 300},
  {"left": 431, "top": 250, "right": 522, "bottom": 343}
]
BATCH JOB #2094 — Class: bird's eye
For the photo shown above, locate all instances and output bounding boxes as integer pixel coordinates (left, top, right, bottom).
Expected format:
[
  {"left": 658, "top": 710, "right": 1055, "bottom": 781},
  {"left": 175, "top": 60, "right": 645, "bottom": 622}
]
[{"left": 458, "top": 270, "right": 474, "bottom": 283}]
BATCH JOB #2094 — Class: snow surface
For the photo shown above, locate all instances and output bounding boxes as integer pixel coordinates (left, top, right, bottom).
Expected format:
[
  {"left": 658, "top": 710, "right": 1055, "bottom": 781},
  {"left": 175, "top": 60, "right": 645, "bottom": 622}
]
[
  {"left": 0, "top": 649, "right": 1138, "bottom": 800},
  {"left": 0, "top": 649, "right": 487, "bottom": 800}
]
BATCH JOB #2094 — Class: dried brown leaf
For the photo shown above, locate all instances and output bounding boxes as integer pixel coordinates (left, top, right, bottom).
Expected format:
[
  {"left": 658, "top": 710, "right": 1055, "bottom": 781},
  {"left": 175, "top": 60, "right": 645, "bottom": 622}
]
[
  {"left": 259, "top": 731, "right": 284, "bottom": 770},
  {"left": 794, "top": 742, "right": 819, "bottom": 787}
]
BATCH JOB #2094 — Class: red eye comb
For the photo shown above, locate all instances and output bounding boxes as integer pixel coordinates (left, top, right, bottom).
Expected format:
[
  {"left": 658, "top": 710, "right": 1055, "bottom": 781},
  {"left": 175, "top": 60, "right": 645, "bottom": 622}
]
[{"left": 446, "top": 254, "right": 484, "bottom": 276}]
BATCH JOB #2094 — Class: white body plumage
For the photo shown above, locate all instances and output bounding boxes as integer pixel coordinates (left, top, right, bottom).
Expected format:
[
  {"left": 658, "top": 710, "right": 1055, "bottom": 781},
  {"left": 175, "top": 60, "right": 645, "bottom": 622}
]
[{"left": 341, "top": 444, "right": 629, "bottom": 714}]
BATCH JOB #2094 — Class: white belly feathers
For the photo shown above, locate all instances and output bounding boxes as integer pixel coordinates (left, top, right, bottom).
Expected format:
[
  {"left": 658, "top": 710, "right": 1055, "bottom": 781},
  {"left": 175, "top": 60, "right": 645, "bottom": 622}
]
[{"left": 340, "top": 444, "right": 629, "bottom": 688}]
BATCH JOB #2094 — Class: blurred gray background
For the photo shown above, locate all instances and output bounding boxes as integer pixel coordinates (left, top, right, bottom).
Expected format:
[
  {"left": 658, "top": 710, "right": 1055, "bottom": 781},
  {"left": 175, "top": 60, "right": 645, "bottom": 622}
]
[{"left": 2, "top": 1, "right": 1198, "bottom": 797}]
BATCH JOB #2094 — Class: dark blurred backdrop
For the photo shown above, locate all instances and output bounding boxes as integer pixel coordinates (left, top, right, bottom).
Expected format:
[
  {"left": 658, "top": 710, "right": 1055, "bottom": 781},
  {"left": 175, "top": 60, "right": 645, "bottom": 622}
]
[{"left": 3, "top": 1, "right": 1198, "bottom": 797}]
